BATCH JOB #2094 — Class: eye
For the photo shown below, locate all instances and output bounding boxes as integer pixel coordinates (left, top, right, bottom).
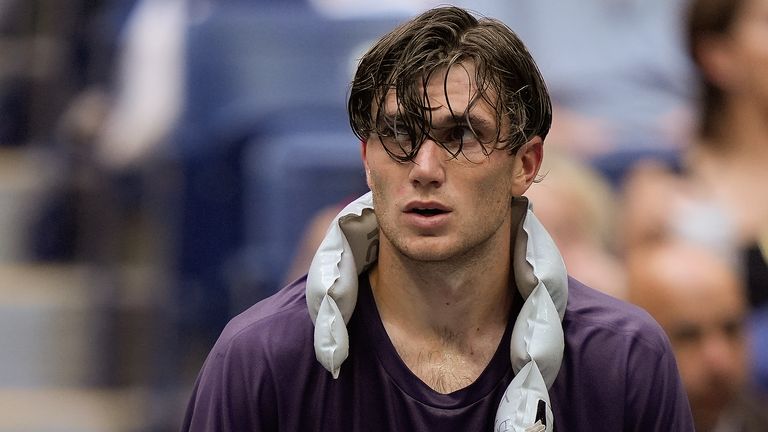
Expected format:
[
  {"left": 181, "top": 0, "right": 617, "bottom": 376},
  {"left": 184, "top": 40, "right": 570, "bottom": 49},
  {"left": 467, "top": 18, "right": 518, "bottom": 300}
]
[
  {"left": 378, "top": 122, "right": 417, "bottom": 160},
  {"left": 722, "top": 319, "right": 744, "bottom": 339},
  {"left": 391, "top": 124, "right": 412, "bottom": 143},
  {"left": 442, "top": 125, "right": 485, "bottom": 161},
  {"left": 448, "top": 125, "right": 476, "bottom": 144},
  {"left": 671, "top": 324, "right": 702, "bottom": 346}
]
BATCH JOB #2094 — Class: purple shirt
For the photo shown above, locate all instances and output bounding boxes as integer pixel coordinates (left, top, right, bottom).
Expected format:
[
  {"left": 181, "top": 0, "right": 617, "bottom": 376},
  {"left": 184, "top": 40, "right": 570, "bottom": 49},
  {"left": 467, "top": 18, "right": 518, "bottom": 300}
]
[{"left": 182, "top": 276, "right": 694, "bottom": 431}]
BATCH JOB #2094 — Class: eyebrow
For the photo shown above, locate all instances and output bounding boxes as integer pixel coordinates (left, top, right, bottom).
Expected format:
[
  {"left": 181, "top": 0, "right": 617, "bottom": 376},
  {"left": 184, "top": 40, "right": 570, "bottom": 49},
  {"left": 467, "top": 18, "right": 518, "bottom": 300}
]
[
  {"left": 378, "top": 111, "right": 495, "bottom": 131},
  {"left": 431, "top": 112, "right": 495, "bottom": 131}
]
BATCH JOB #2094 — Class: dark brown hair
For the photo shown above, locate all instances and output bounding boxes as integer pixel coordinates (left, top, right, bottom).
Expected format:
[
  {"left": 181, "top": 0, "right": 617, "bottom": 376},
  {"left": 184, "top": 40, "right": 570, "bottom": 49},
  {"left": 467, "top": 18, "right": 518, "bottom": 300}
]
[
  {"left": 686, "top": 0, "right": 747, "bottom": 141},
  {"left": 348, "top": 6, "right": 551, "bottom": 162}
]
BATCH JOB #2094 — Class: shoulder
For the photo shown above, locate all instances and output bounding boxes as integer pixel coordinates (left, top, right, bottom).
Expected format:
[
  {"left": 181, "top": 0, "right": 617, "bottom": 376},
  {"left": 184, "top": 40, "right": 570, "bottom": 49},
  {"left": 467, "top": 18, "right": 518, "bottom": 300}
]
[
  {"left": 563, "top": 277, "right": 670, "bottom": 356},
  {"left": 192, "top": 277, "right": 318, "bottom": 401},
  {"left": 553, "top": 278, "right": 695, "bottom": 431},
  {"left": 212, "top": 277, "right": 314, "bottom": 363},
  {"left": 560, "top": 277, "right": 676, "bottom": 381},
  {"left": 182, "top": 278, "right": 317, "bottom": 431}
]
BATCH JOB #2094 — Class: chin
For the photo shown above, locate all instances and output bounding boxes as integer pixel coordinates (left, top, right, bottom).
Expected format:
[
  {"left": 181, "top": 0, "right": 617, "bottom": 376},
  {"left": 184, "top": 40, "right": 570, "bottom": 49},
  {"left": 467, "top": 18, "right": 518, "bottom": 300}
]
[
  {"left": 401, "top": 246, "right": 455, "bottom": 262},
  {"left": 690, "top": 393, "right": 732, "bottom": 426},
  {"left": 398, "top": 238, "right": 461, "bottom": 262}
]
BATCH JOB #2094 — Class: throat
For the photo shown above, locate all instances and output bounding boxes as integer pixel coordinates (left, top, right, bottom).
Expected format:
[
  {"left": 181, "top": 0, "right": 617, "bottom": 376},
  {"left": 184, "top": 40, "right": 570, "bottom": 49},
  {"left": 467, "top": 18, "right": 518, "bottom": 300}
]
[{"left": 366, "top": 264, "right": 516, "bottom": 393}]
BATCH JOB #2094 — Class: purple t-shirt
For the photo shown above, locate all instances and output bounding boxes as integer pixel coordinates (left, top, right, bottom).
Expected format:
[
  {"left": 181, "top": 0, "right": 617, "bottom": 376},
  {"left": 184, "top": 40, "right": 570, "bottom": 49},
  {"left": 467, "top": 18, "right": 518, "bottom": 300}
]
[{"left": 182, "top": 276, "right": 694, "bottom": 431}]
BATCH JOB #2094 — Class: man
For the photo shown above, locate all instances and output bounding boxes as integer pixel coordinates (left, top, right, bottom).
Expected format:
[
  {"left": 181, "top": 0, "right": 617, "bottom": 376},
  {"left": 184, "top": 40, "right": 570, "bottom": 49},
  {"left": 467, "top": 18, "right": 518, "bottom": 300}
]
[
  {"left": 182, "top": 7, "right": 693, "bottom": 431},
  {"left": 628, "top": 241, "right": 768, "bottom": 432}
]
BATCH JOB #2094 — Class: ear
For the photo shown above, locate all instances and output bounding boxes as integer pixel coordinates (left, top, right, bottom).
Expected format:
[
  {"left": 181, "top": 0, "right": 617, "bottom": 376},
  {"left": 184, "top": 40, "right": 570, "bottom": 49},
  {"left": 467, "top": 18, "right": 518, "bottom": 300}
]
[
  {"left": 511, "top": 136, "right": 544, "bottom": 196},
  {"left": 696, "top": 34, "right": 739, "bottom": 91},
  {"left": 361, "top": 140, "right": 372, "bottom": 187}
]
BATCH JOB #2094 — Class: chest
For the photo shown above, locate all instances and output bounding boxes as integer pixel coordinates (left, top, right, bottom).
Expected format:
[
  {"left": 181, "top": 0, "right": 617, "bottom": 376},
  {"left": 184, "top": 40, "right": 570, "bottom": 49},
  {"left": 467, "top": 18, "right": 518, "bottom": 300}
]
[
  {"left": 273, "top": 352, "right": 505, "bottom": 431},
  {"left": 391, "top": 339, "right": 497, "bottom": 394}
]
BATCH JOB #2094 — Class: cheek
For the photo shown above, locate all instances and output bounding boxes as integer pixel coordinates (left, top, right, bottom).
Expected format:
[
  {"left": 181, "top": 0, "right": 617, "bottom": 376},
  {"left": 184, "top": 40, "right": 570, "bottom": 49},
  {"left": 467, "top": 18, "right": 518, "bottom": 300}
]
[
  {"left": 736, "top": 26, "right": 768, "bottom": 81},
  {"left": 673, "top": 349, "right": 702, "bottom": 387},
  {"left": 728, "top": 337, "right": 750, "bottom": 375},
  {"left": 479, "top": 166, "right": 516, "bottom": 201},
  {"left": 472, "top": 171, "right": 515, "bottom": 220},
  {"left": 367, "top": 167, "right": 399, "bottom": 196},
  {"left": 367, "top": 170, "right": 385, "bottom": 200},
  {"left": 367, "top": 168, "right": 407, "bottom": 215}
]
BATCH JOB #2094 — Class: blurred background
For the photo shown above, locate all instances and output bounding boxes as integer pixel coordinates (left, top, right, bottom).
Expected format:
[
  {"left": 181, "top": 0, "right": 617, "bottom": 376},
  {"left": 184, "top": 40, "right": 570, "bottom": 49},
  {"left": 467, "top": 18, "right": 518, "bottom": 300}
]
[{"left": 0, "top": 0, "right": 765, "bottom": 431}]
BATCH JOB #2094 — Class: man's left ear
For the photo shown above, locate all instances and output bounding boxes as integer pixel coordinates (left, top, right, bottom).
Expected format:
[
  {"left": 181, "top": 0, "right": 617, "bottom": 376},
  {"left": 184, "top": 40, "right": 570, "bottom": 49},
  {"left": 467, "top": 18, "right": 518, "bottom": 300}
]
[{"left": 511, "top": 136, "right": 543, "bottom": 195}]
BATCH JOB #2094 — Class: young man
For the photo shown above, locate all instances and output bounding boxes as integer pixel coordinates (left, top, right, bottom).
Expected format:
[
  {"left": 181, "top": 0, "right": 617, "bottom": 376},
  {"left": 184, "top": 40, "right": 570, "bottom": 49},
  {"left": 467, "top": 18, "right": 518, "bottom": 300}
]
[{"left": 182, "top": 7, "right": 694, "bottom": 431}]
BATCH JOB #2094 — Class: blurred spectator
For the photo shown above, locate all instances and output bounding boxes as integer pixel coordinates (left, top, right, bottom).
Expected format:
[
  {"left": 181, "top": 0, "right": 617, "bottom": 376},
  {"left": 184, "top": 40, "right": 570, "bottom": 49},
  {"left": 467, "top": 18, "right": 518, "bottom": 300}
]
[
  {"left": 95, "top": 0, "right": 186, "bottom": 171},
  {"left": 0, "top": 0, "right": 133, "bottom": 147},
  {"left": 621, "top": 0, "right": 768, "bottom": 308},
  {"left": 12, "top": 0, "right": 140, "bottom": 262},
  {"left": 524, "top": 151, "right": 626, "bottom": 298},
  {"left": 627, "top": 240, "right": 768, "bottom": 432}
]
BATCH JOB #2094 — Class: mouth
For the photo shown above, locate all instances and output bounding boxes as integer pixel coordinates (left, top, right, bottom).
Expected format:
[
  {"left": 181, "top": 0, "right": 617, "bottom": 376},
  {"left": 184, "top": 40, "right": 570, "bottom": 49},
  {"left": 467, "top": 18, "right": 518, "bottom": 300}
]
[
  {"left": 404, "top": 202, "right": 451, "bottom": 217},
  {"left": 408, "top": 208, "right": 449, "bottom": 217}
]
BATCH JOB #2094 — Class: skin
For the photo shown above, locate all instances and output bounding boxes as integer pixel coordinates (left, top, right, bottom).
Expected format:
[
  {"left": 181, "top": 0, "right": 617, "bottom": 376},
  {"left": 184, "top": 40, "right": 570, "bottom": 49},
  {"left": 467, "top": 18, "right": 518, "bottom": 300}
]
[
  {"left": 361, "top": 62, "right": 543, "bottom": 394},
  {"left": 627, "top": 242, "right": 749, "bottom": 432},
  {"left": 524, "top": 153, "right": 626, "bottom": 299},
  {"left": 701, "top": 0, "right": 768, "bottom": 108}
]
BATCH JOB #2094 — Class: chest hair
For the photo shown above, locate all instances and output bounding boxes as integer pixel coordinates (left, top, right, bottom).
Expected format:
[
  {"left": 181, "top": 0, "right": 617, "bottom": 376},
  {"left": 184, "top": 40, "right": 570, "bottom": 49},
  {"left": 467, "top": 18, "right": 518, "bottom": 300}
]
[{"left": 392, "top": 330, "right": 501, "bottom": 394}]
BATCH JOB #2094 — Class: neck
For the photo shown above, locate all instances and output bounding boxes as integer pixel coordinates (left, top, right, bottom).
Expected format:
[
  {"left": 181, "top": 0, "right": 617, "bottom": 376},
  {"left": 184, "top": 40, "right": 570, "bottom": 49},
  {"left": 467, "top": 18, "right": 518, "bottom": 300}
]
[
  {"left": 367, "top": 218, "right": 516, "bottom": 393},
  {"left": 369, "top": 219, "right": 514, "bottom": 341}
]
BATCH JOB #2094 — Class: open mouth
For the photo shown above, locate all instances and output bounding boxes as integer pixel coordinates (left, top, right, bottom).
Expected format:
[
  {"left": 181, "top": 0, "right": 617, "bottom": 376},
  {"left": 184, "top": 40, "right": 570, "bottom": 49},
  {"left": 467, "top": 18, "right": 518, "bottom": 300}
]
[{"left": 409, "top": 208, "right": 448, "bottom": 217}]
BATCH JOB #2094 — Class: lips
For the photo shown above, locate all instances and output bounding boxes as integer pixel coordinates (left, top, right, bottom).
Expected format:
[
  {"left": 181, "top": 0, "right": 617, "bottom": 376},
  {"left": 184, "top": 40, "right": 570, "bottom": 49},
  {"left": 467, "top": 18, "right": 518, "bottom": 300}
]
[{"left": 403, "top": 202, "right": 451, "bottom": 217}]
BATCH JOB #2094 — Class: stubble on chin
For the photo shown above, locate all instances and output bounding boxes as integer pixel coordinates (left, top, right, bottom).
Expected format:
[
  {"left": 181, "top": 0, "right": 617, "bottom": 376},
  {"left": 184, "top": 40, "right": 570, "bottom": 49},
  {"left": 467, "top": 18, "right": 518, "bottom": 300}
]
[{"left": 375, "top": 211, "right": 508, "bottom": 271}]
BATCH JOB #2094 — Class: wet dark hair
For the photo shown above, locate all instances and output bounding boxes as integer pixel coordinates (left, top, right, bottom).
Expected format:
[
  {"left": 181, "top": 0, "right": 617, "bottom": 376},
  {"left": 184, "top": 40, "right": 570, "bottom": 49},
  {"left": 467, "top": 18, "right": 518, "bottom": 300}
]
[
  {"left": 686, "top": 0, "right": 747, "bottom": 141},
  {"left": 348, "top": 6, "right": 551, "bottom": 162}
]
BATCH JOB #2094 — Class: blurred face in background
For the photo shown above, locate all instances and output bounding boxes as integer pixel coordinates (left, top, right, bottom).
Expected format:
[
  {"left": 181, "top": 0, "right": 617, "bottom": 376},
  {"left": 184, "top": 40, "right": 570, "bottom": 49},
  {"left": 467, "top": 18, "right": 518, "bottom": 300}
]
[
  {"left": 628, "top": 244, "right": 749, "bottom": 431},
  {"left": 667, "top": 278, "right": 748, "bottom": 430},
  {"left": 700, "top": 0, "right": 768, "bottom": 105}
]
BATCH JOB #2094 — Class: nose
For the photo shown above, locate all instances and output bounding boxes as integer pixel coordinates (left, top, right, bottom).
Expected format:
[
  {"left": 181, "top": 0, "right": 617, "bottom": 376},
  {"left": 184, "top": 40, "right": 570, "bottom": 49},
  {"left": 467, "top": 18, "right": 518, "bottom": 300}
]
[{"left": 408, "top": 139, "right": 446, "bottom": 187}]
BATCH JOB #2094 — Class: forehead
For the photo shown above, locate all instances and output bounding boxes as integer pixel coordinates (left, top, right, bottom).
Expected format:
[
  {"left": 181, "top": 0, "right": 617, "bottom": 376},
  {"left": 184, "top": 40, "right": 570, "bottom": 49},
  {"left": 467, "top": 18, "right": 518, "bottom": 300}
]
[
  {"left": 656, "top": 274, "right": 745, "bottom": 330},
  {"left": 380, "top": 62, "right": 497, "bottom": 120}
]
